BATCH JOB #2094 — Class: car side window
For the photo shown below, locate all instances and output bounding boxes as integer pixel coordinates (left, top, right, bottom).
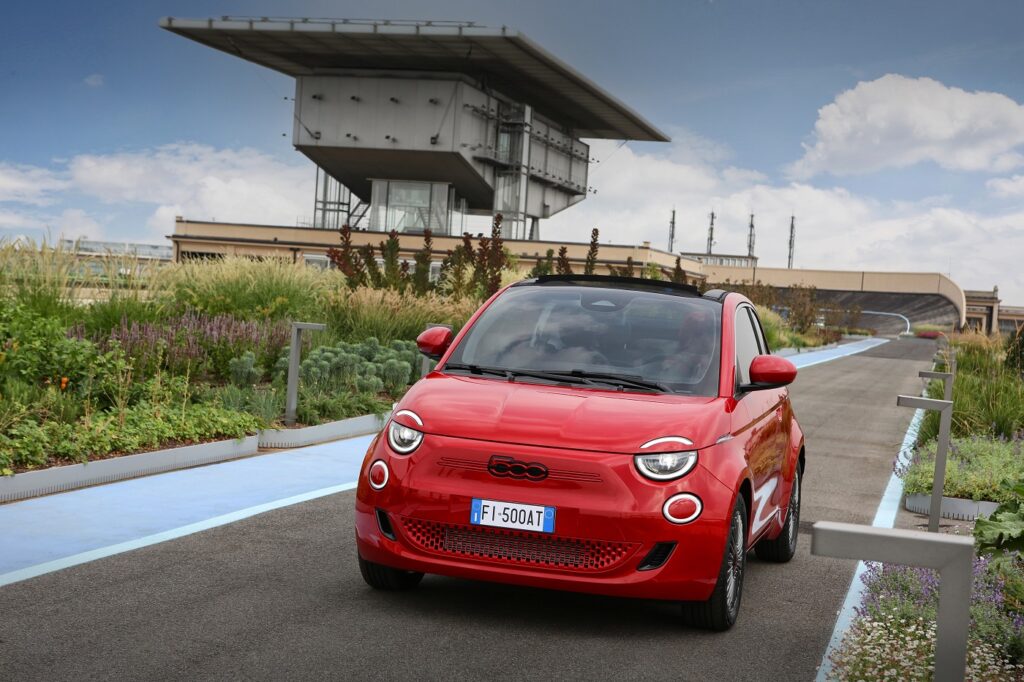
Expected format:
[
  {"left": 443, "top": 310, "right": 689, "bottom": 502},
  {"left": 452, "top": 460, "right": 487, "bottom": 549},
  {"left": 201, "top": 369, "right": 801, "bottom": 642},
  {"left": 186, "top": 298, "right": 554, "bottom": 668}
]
[
  {"left": 747, "top": 308, "right": 770, "bottom": 354},
  {"left": 735, "top": 306, "right": 762, "bottom": 386}
]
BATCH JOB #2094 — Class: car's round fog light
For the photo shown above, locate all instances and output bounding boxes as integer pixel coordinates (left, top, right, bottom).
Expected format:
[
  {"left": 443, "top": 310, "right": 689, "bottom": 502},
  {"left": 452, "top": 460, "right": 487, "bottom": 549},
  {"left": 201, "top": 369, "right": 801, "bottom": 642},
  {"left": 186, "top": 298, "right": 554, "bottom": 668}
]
[
  {"left": 663, "top": 493, "right": 702, "bottom": 524},
  {"left": 368, "top": 460, "right": 389, "bottom": 490}
]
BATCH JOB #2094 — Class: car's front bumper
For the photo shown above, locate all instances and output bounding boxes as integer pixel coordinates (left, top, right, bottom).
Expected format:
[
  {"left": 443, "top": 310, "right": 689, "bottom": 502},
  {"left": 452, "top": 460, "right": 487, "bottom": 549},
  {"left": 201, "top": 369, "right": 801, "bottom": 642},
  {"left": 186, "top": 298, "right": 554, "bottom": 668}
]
[{"left": 355, "top": 431, "right": 736, "bottom": 601}]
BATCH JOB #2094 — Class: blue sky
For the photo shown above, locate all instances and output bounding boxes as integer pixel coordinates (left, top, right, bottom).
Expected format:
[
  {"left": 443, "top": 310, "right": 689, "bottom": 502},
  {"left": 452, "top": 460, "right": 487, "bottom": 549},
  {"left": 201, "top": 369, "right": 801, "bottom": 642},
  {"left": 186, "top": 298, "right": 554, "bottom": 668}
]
[{"left": 2, "top": 0, "right": 1024, "bottom": 301}]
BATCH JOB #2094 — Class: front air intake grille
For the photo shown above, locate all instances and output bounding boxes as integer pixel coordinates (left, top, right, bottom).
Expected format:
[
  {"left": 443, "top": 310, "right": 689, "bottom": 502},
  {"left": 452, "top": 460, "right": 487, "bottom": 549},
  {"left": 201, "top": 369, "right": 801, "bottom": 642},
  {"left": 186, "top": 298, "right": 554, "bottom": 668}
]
[
  {"left": 637, "top": 542, "right": 676, "bottom": 571},
  {"left": 398, "top": 516, "right": 638, "bottom": 572},
  {"left": 376, "top": 508, "right": 396, "bottom": 540}
]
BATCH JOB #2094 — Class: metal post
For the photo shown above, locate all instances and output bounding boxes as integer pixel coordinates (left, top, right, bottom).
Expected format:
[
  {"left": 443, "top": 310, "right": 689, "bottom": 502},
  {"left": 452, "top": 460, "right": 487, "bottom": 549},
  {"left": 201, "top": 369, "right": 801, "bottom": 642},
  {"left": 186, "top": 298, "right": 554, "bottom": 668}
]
[
  {"left": 812, "top": 521, "right": 973, "bottom": 682},
  {"left": 897, "top": 395, "right": 953, "bottom": 532},
  {"left": 285, "top": 322, "right": 326, "bottom": 426},
  {"left": 919, "top": 370, "right": 954, "bottom": 402},
  {"left": 787, "top": 215, "right": 795, "bottom": 269}
]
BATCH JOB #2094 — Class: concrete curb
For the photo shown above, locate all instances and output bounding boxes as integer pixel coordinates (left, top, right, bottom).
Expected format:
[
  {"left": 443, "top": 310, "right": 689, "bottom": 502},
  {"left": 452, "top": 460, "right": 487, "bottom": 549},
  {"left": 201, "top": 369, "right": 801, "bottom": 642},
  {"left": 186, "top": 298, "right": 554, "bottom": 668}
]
[
  {"left": 904, "top": 493, "right": 999, "bottom": 521},
  {"left": 0, "top": 435, "right": 259, "bottom": 504},
  {"left": 258, "top": 412, "right": 389, "bottom": 448}
]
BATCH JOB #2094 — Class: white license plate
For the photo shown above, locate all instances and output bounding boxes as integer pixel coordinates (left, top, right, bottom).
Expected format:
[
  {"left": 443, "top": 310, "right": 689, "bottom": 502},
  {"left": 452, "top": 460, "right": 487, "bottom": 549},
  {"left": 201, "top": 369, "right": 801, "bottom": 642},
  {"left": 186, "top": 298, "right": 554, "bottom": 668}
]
[{"left": 471, "top": 498, "right": 556, "bottom": 533}]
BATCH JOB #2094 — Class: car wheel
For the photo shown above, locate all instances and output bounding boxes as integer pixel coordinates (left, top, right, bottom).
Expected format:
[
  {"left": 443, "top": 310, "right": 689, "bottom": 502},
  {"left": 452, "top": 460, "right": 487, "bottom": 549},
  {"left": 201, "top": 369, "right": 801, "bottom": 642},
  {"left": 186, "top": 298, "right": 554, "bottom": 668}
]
[
  {"left": 680, "top": 495, "right": 747, "bottom": 631},
  {"left": 755, "top": 467, "right": 801, "bottom": 563},
  {"left": 358, "top": 555, "right": 424, "bottom": 591}
]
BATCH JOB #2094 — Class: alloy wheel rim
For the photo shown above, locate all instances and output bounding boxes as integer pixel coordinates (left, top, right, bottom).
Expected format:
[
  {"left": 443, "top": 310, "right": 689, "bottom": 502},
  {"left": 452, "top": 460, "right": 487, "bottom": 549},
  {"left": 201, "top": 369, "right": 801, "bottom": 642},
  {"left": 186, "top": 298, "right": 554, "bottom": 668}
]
[
  {"left": 788, "top": 471, "right": 801, "bottom": 547},
  {"left": 725, "top": 513, "right": 744, "bottom": 612}
]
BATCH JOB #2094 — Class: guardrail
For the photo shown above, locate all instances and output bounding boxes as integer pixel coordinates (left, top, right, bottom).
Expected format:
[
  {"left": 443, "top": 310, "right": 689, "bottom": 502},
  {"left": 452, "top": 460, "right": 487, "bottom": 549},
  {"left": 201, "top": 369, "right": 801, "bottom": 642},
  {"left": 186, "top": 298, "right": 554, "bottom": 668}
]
[{"left": 812, "top": 522, "right": 973, "bottom": 682}]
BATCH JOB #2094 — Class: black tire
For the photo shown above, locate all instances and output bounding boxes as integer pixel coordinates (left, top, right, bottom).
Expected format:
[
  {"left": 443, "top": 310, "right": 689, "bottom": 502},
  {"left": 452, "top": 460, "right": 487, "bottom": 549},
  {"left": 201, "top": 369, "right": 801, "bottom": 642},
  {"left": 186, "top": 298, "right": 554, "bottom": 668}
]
[
  {"left": 358, "top": 555, "right": 424, "bottom": 591},
  {"left": 755, "top": 467, "right": 801, "bottom": 563},
  {"left": 680, "top": 495, "right": 747, "bottom": 631}
]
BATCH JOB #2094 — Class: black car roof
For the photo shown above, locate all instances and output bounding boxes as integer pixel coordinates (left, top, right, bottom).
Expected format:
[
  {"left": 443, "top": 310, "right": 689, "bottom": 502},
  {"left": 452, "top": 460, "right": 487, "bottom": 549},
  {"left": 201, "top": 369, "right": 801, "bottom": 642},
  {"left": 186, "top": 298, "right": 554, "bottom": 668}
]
[{"left": 519, "top": 274, "right": 713, "bottom": 300}]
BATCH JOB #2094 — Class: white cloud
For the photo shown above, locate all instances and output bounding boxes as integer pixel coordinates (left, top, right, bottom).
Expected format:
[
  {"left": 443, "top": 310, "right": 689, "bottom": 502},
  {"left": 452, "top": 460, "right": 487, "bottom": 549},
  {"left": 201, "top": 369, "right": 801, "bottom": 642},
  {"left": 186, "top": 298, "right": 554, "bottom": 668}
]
[
  {"left": 55, "top": 208, "right": 102, "bottom": 240},
  {"left": 545, "top": 136, "right": 1024, "bottom": 303},
  {"left": 83, "top": 74, "right": 104, "bottom": 88},
  {"left": 789, "top": 74, "right": 1024, "bottom": 178},
  {"left": 988, "top": 174, "right": 1024, "bottom": 198},
  {"left": 67, "top": 143, "right": 315, "bottom": 237},
  {"left": 0, "top": 163, "right": 68, "bottom": 205},
  {"left": 0, "top": 208, "right": 46, "bottom": 230}
]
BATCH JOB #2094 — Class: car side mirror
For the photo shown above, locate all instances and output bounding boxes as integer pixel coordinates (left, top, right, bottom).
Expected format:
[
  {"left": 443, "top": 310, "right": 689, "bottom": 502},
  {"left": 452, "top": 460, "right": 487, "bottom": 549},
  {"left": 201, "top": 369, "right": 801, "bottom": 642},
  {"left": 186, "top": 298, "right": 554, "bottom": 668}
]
[
  {"left": 416, "top": 326, "right": 453, "bottom": 361},
  {"left": 742, "top": 355, "right": 798, "bottom": 391}
]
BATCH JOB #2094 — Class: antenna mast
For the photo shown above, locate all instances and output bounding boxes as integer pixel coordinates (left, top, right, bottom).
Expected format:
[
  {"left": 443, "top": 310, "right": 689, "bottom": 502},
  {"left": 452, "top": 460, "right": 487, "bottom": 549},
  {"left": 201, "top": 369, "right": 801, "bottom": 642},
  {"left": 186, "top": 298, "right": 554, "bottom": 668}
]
[
  {"left": 788, "top": 216, "right": 796, "bottom": 269},
  {"left": 706, "top": 211, "right": 715, "bottom": 255},
  {"left": 747, "top": 214, "right": 755, "bottom": 258},
  {"left": 668, "top": 209, "right": 676, "bottom": 253}
]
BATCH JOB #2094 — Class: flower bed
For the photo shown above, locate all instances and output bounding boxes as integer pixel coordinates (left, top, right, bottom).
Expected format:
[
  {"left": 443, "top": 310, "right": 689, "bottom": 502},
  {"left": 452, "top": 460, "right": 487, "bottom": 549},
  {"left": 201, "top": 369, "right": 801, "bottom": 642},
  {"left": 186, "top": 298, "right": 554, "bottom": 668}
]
[
  {"left": 900, "top": 435, "right": 1024, "bottom": 505},
  {"left": 829, "top": 556, "right": 1024, "bottom": 680},
  {"left": 830, "top": 334, "right": 1024, "bottom": 680}
]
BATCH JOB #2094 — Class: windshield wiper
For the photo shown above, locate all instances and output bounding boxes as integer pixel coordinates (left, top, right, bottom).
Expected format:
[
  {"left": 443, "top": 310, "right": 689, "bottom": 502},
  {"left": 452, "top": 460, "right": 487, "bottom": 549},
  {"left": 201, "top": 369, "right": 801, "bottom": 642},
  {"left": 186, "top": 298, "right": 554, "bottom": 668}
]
[
  {"left": 442, "top": 363, "right": 513, "bottom": 379},
  {"left": 443, "top": 363, "right": 667, "bottom": 392},
  {"left": 443, "top": 363, "right": 589, "bottom": 386},
  {"left": 545, "top": 370, "right": 671, "bottom": 393}
]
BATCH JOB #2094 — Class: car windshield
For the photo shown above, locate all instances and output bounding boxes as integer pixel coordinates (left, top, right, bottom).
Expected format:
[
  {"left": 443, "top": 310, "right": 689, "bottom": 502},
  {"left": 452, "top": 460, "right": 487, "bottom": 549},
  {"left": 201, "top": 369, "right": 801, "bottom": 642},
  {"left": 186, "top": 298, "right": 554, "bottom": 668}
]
[{"left": 444, "top": 283, "right": 722, "bottom": 396}]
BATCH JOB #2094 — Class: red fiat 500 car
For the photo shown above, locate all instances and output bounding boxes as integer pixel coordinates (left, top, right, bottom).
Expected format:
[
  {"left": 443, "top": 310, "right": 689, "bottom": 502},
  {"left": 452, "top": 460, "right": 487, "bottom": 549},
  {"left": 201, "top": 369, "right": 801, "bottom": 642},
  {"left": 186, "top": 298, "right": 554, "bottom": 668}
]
[{"left": 355, "top": 275, "right": 803, "bottom": 630}]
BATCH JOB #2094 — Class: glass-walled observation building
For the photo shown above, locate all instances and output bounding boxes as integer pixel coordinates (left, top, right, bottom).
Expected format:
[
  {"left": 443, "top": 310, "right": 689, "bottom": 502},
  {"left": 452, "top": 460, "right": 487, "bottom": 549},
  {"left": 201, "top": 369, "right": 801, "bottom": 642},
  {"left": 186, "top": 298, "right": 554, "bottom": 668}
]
[
  {"left": 368, "top": 180, "right": 466, "bottom": 235},
  {"left": 161, "top": 17, "right": 668, "bottom": 241}
]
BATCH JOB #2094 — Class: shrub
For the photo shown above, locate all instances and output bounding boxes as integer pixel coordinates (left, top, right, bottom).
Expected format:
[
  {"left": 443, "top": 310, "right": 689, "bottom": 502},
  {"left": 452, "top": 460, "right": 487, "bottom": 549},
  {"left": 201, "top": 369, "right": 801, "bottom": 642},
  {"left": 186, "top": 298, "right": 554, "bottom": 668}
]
[
  {"left": 900, "top": 436, "right": 1024, "bottom": 503},
  {"left": 0, "top": 398, "right": 261, "bottom": 471},
  {"left": 322, "top": 288, "right": 477, "bottom": 345},
  {"left": 1008, "top": 326, "right": 1024, "bottom": 377},
  {"left": 918, "top": 335, "right": 1024, "bottom": 442},
  {"left": 169, "top": 256, "right": 333, "bottom": 321},
  {"left": 326, "top": 224, "right": 366, "bottom": 289},
  {"left": 0, "top": 304, "right": 101, "bottom": 389},
  {"left": 96, "top": 311, "right": 291, "bottom": 381},
  {"left": 555, "top": 246, "right": 573, "bottom": 275},
  {"left": 228, "top": 351, "right": 261, "bottom": 388},
  {"left": 584, "top": 229, "right": 599, "bottom": 275},
  {"left": 529, "top": 249, "right": 555, "bottom": 278},
  {"left": 755, "top": 306, "right": 820, "bottom": 351},
  {"left": 296, "top": 387, "right": 388, "bottom": 425}
]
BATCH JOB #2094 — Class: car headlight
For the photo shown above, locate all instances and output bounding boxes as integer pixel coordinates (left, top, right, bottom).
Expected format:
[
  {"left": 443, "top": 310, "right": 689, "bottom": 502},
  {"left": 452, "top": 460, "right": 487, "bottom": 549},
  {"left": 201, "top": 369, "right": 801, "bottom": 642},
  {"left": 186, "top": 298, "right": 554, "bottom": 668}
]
[
  {"left": 634, "top": 451, "right": 698, "bottom": 480},
  {"left": 387, "top": 420, "right": 423, "bottom": 454}
]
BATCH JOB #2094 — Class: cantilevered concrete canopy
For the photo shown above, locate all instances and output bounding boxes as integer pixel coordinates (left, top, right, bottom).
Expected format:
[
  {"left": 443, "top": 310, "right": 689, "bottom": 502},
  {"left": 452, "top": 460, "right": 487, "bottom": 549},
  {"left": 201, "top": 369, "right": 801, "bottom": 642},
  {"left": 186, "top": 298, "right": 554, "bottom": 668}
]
[{"left": 159, "top": 17, "right": 669, "bottom": 141}]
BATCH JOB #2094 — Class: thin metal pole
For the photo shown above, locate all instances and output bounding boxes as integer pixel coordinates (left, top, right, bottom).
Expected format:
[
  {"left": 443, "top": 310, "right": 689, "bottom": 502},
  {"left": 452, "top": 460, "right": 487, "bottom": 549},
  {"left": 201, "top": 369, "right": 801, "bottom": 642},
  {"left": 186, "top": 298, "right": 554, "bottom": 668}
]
[
  {"left": 930, "top": 403, "right": 953, "bottom": 533},
  {"left": 788, "top": 215, "right": 795, "bottom": 269},
  {"left": 811, "top": 521, "right": 973, "bottom": 682},
  {"left": 936, "top": 553, "right": 972, "bottom": 682},
  {"left": 284, "top": 322, "right": 326, "bottom": 426},
  {"left": 897, "top": 395, "right": 954, "bottom": 533}
]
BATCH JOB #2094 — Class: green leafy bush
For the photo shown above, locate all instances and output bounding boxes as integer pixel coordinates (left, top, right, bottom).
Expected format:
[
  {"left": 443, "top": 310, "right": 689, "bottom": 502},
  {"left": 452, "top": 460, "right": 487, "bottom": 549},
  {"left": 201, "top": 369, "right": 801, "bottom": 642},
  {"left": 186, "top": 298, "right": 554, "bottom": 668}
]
[
  {"left": 755, "top": 306, "right": 820, "bottom": 351},
  {"left": 0, "top": 399, "right": 260, "bottom": 472},
  {"left": 918, "top": 351, "right": 1024, "bottom": 443},
  {"left": 975, "top": 481, "right": 1024, "bottom": 559},
  {"left": 901, "top": 436, "right": 1024, "bottom": 503},
  {"left": 0, "top": 304, "right": 99, "bottom": 387},
  {"left": 284, "top": 338, "right": 416, "bottom": 401},
  {"left": 228, "top": 351, "right": 261, "bottom": 387},
  {"left": 296, "top": 388, "right": 388, "bottom": 426},
  {"left": 169, "top": 256, "right": 334, "bottom": 321},
  {"left": 322, "top": 287, "right": 476, "bottom": 345},
  {"left": 1008, "top": 327, "right": 1024, "bottom": 377}
]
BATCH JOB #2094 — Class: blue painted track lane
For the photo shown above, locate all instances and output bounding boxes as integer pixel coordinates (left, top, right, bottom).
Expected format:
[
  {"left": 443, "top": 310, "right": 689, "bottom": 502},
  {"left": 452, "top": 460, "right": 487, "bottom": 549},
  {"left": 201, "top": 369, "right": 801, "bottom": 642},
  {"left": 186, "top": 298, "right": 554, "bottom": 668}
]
[
  {"left": 785, "top": 336, "right": 888, "bottom": 369},
  {"left": 0, "top": 336, "right": 888, "bottom": 587},
  {"left": 0, "top": 435, "right": 374, "bottom": 584}
]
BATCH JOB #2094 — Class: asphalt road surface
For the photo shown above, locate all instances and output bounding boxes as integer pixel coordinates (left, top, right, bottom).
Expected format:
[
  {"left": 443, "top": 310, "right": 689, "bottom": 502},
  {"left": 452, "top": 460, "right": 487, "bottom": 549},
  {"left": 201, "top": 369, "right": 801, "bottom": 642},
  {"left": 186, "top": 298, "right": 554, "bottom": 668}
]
[{"left": 0, "top": 339, "right": 935, "bottom": 681}]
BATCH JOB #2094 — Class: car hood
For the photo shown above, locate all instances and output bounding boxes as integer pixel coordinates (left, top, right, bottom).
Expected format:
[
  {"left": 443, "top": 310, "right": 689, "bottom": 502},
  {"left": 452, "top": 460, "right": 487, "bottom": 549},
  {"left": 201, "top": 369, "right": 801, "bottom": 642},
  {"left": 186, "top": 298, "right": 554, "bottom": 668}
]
[{"left": 393, "top": 373, "right": 729, "bottom": 453}]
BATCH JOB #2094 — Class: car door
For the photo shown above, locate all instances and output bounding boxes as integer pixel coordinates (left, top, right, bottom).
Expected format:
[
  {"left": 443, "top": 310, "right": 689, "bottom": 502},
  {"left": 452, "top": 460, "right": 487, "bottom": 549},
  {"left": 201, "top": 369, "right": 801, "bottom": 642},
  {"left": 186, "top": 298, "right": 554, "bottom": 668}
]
[
  {"left": 748, "top": 307, "right": 793, "bottom": 491},
  {"left": 733, "top": 305, "right": 784, "bottom": 538}
]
